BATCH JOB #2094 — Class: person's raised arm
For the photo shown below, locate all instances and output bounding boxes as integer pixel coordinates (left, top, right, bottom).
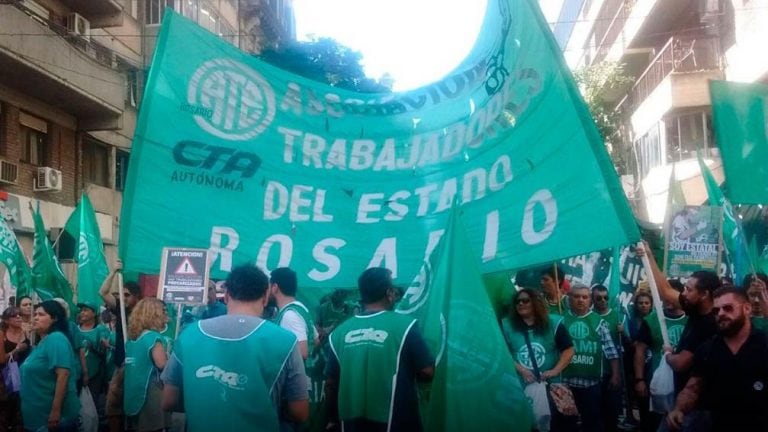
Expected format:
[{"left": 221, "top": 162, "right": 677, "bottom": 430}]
[
  {"left": 636, "top": 243, "right": 680, "bottom": 309},
  {"left": 100, "top": 260, "right": 122, "bottom": 309}
]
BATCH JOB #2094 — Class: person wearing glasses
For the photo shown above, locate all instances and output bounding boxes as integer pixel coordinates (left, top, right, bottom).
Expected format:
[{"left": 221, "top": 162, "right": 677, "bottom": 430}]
[
  {"left": 591, "top": 285, "right": 626, "bottom": 432},
  {"left": 501, "top": 288, "right": 575, "bottom": 431}
]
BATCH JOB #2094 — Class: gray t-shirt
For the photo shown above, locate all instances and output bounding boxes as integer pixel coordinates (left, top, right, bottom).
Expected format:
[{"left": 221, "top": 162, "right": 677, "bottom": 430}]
[{"left": 161, "top": 314, "right": 309, "bottom": 413}]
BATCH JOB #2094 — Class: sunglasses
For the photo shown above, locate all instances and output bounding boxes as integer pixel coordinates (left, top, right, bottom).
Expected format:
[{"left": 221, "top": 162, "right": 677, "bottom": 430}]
[{"left": 515, "top": 297, "right": 532, "bottom": 305}]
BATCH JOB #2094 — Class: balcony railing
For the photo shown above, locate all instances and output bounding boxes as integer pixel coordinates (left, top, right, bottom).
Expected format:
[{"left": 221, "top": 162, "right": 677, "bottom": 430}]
[
  {"left": 593, "top": 0, "right": 633, "bottom": 64},
  {"left": 624, "top": 36, "right": 722, "bottom": 112},
  {"left": 9, "top": 0, "right": 119, "bottom": 69}
]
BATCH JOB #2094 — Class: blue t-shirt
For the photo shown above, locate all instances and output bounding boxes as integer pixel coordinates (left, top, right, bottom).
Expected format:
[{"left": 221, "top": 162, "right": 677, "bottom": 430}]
[{"left": 20, "top": 331, "right": 81, "bottom": 431}]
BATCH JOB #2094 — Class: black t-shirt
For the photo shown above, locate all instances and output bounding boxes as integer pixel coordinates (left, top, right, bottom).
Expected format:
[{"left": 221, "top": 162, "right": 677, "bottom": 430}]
[
  {"left": 109, "top": 305, "right": 129, "bottom": 366},
  {"left": 674, "top": 311, "right": 717, "bottom": 394},
  {"left": 692, "top": 329, "right": 768, "bottom": 431}
]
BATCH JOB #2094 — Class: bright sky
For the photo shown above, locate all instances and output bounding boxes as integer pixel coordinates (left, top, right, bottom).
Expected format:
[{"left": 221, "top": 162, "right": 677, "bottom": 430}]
[{"left": 293, "top": 0, "right": 488, "bottom": 91}]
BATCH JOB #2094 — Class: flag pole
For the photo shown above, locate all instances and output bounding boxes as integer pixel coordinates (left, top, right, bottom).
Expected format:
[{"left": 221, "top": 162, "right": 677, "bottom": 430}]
[
  {"left": 117, "top": 271, "right": 128, "bottom": 347},
  {"left": 554, "top": 263, "right": 562, "bottom": 315},
  {"left": 637, "top": 242, "right": 670, "bottom": 346}
]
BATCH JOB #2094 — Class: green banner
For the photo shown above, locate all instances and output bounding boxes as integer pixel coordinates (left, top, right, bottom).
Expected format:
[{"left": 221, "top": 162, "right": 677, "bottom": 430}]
[
  {"left": 64, "top": 194, "right": 110, "bottom": 307},
  {"left": 398, "top": 207, "right": 531, "bottom": 431},
  {"left": 31, "top": 203, "right": 74, "bottom": 305},
  {"left": 120, "top": 1, "right": 638, "bottom": 290},
  {"left": 710, "top": 80, "right": 768, "bottom": 205},
  {"left": 0, "top": 219, "right": 32, "bottom": 298}
]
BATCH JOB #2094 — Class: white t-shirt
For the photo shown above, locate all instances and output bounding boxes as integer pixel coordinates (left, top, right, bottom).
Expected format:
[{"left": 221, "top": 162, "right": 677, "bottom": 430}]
[{"left": 279, "top": 309, "right": 308, "bottom": 342}]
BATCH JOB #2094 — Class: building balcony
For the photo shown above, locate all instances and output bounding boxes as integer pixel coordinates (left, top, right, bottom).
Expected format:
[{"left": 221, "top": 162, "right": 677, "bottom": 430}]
[
  {"left": 626, "top": 36, "right": 723, "bottom": 135},
  {"left": 58, "top": 0, "right": 124, "bottom": 28},
  {"left": 0, "top": 3, "right": 124, "bottom": 130}
]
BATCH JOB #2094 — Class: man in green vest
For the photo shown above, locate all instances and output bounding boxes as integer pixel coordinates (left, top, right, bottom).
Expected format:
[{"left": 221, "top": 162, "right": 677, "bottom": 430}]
[
  {"left": 634, "top": 280, "right": 688, "bottom": 430},
  {"left": 326, "top": 267, "right": 434, "bottom": 432},
  {"left": 271, "top": 267, "right": 317, "bottom": 361},
  {"left": 592, "top": 284, "right": 625, "bottom": 432},
  {"left": 161, "top": 264, "right": 309, "bottom": 431},
  {"left": 563, "top": 283, "right": 621, "bottom": 432}
]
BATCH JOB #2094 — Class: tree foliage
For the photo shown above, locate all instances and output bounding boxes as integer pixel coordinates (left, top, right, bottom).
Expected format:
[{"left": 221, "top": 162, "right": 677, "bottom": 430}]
[
  {"left": 573, "top": 62, "right": 633, "bottom": 173},
  {"left": 259, "top": 38, "right": 391, "bottom": 93}
]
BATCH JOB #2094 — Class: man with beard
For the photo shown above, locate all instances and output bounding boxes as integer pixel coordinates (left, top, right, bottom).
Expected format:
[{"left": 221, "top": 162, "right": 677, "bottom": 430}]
[
  {"left": 636, "top": 244, "right": 719, "bottom": 431},
  {"left": 667, "top": 288, "right": 768, "bottom": 431}
]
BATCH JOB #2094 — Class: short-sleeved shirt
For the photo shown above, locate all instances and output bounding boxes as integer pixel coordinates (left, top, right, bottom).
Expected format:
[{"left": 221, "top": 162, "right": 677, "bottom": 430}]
[
  {"left": 674, "top": 311, "right": 717, "bottom": 393},
  {"left": 20, "top": 331, "right": 81, "bottom": 431},
  {"left": 325, "top": 323, "right": 433, "bottom": 432},
  {"left": 691, "top": 329, "right": 768, "bottom": 431},
  {"left": 161, "top": 315, "right": 308, "bottom": 415}
]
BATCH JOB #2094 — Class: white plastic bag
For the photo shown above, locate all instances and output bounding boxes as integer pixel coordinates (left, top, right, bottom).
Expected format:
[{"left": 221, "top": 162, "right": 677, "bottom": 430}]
[
  {"left": 649, "top": 355, "right": 675, "bottom": 413},
  {"left": 524, "top": 382, "right": 552, "bottom": 431},
  {"left": 79, "top": 387, "right": 98, "bottom": 432}
]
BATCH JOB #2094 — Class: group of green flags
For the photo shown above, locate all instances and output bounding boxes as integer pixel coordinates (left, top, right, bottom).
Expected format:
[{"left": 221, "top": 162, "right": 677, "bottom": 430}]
[{"left": 0, "top": 194, "right": 108, "bottom": 309}]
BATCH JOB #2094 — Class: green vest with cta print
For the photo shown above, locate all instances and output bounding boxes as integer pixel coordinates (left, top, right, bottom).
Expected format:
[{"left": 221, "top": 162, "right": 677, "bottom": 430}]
[
  {"left": 501, "top": 315, "right": 562, "bottom": 383},
  {"left": 563, "top": 311, "right": 604, "bottom": 379},
  {"left": 329, "top": 311, "right": 416, "bottom": 425},
  {"left": 178, "top": 320, "right": 297, "bottom": 432}
]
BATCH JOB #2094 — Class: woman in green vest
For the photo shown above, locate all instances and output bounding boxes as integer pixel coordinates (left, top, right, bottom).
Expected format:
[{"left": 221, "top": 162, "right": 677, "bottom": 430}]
[
  {"left": 124, "top": 298, "right": 170, "bottom": 432},
  {"left": 20, "top": 300, "right": 81, "bottom": 432},
  {"left": 501, "top": 288, "right": 575, "bottom": 430}
]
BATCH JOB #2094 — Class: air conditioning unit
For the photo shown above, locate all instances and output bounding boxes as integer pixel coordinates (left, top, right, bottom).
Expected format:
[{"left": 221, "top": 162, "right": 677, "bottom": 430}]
[
  {"left": 34, "top": 167, "right": 62, "bottom": 192},
  {"left": 0, "top": 160, "right": 19, "bottom": 185},
  {"left": 67, "top": 13, "right": 90, "bottom": 40}
]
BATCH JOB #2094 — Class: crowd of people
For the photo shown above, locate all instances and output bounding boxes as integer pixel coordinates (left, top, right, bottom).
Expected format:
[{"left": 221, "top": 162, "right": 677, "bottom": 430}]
[{"left": 1, "top": 242, "right": 767, "bottom": 432}]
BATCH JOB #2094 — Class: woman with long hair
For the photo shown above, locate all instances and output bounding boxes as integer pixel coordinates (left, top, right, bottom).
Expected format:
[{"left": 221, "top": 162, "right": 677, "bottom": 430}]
[
  {"left": 19, "top": 301, "right": 80, "bottom": 432},
  {"left": 16, "top": 297, "right": 35, "bottom": 347},
  {"left": 124, "top": 298, "right": 170, "bottom": 431},
  {"left": 502, "top": 288, "right": 575, "bottom": 431},
  {"left": 0, "top": 306, "right": 29, "bottom": 431}
]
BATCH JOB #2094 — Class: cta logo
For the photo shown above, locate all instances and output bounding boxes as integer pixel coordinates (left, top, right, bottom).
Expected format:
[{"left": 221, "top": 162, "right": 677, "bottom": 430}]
[
  {"left": 196, "top": 365, "right": 248, "bottom": 390},
  {"left": 173, "top": 140, "right": 262, "bottom": 179},
  {"left": 568, "top": 321, "right": 590, "bottom": 340},
  {"left": 344, "top": 328, "right": 388, "bottom": 344},
  {"left": 187, "top": 59, "right": 275, "bottom": 141}
]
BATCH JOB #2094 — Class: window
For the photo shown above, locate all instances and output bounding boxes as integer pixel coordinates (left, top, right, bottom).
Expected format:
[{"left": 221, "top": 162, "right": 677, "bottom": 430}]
[
  {"left": 127, "top": 69, "right": 140, "bottom": 108},
  {"left": 634, "top": 124, "right": 662, "bottom": 179},
  {"left": 220, "top": 21, "right": 235, "bottom": 44},
  {"left": 19, "top": 112, "right": 48, "bottom": 166},
  {"left": 199, "top": 4, "right": 219, "bottom": 34},
  {"left": 116, "top": 150, "right": 129, "bottom": 192},
  {"left": 83, "top": 139, "right": 110, "bottom": 187},
  {"left": 54, "top": 228, "right": 76, "bottom": 261},
  {"left": 145, "top": 0, "right": 175, "bottom": 25},
  {"left": 182, "top": 0, "right": 198, "bottom": 22},
  {"left": 666, "top": 111, "right": 713, "bottom": 163}
]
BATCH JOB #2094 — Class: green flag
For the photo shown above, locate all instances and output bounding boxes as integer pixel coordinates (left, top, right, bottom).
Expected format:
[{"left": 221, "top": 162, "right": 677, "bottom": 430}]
[
  {"left": 668, "top": 164, "right": 686, "bottom": 207},
  {"left": 64, "top": 194, "right": 109, "bottom": 307},
  {"left": 0, "top": 219, "right": 32, "bottom": 298},
  {"left": 31, "top": 203, "right": 74, "bottom": 304},
  {"left": 120, "top": 1, "right": 639, "bottom": 290},
  {"left": 710, "top": 80, "right": 768, "bottom": 204},
  {"left": 397, "top": 208, "right": 532, "bottom": 431},
  {"left": 697, "top": 153, "right": 752, "bottom": 282}
]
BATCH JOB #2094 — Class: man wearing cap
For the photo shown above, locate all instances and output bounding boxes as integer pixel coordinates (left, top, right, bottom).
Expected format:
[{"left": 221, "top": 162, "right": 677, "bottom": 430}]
[
  {"left": 77, "top": 301, "right": 110, "bottom": 402},
  {"left": 326, "top": 267, "right": 434, "bottom": 432}
]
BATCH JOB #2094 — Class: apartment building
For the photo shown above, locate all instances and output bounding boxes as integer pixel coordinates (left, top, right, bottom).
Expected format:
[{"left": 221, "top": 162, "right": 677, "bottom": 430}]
[
  {"left": 0, "top": 0, "right": 294, "bottom": 298},
  {"left": 552, "top": 0, "right": 768, "bottom": 223}
]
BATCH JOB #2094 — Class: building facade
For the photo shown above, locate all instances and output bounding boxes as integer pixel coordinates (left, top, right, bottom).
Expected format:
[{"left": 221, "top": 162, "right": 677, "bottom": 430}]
[
  {"left": 0, "top": 0, "right": 294, "bottom": 302},
  {"left": 553, "top": 0, "right": 768, "bottom": 223}
]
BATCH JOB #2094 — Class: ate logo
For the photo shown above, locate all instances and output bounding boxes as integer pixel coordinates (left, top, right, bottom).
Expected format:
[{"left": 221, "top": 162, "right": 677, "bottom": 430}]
[
  {"left": 568, "top": 321, "right": 590, "bottom": 340},
  {"left": 78, "top": 232, "right": 89, "bottom": 266},
  {"left": 517, "top": 342, "right": 547, "bottom": 370},
  {"left": 188, "top": 59, "right": 275, "bottom": 141},
  {"left": 667, "top": 324, "right": 684, "bottom": 345}
]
